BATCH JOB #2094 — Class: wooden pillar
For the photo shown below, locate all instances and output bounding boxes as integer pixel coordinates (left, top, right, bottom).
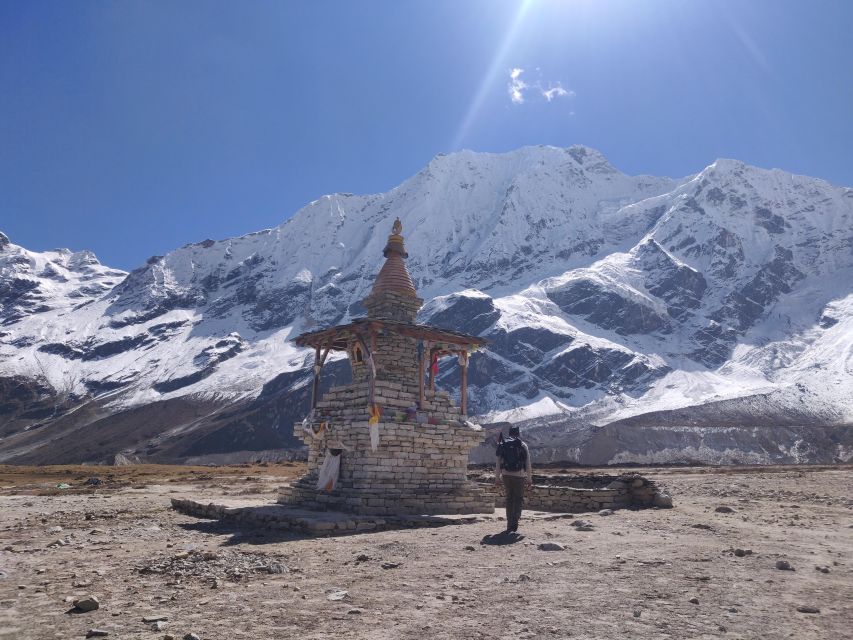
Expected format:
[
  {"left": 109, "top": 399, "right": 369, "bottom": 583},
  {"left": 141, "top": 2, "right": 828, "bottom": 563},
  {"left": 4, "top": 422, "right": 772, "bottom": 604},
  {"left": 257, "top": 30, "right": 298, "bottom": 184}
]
[
  {"left": 418, "top": 341, "right": 428, "bottom": 408},
  {"left": 428, "top": 349, "right": 435, "bottom": 393},
  {"left": 310, "top": 343, "right": 332, "bottom": 410},
  {"left": 310, "top": 345, "right": 321, "bottom": 409},
  {"left": 460, "top": 349, "right": 469, "bottom": 416},
  {"left": 364, "top": 329, "right": 378, "bottom": 405}
]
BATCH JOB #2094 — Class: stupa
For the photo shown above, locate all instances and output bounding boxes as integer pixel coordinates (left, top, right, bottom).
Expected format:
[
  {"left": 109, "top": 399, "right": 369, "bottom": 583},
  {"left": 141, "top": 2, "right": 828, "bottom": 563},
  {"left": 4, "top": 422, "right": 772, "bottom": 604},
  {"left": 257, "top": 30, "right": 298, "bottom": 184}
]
[{"left": 279, "top": 218, "right": 494, "bottom": 515}]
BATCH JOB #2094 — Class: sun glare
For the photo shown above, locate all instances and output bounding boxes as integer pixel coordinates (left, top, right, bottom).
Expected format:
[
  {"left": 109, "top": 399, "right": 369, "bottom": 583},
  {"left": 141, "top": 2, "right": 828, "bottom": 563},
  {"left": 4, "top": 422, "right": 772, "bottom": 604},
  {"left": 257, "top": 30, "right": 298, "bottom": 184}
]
[{"left": 451, "top": 0, "right": 536, "bottom": 150}]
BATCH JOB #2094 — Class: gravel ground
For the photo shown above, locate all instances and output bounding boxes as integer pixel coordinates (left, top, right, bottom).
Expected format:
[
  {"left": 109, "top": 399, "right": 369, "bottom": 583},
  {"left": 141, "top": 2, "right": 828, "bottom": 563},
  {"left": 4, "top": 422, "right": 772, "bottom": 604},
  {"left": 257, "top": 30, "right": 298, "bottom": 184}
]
[{"left": 0, "top": 464, "right": 851, "bottom": 640}]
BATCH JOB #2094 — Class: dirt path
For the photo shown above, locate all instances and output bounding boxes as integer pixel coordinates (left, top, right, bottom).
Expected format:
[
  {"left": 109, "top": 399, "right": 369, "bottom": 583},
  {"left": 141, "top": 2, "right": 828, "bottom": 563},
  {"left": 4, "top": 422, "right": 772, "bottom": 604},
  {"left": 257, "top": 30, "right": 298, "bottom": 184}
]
[{"left": 1, "top": 465, "right": 851, "bottom": 639}]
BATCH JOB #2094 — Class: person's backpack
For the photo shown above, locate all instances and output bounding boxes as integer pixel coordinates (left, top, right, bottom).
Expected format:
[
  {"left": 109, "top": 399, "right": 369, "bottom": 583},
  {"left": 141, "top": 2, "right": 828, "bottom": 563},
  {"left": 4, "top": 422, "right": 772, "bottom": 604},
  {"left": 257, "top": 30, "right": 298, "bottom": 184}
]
[{"left": 498, "top": 436, "right": 526, "bottom": 472}]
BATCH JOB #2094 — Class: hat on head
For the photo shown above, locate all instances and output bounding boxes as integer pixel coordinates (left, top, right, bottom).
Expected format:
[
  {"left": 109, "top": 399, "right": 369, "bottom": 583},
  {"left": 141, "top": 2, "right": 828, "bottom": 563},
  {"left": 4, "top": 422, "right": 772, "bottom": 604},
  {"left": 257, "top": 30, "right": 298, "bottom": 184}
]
[{"left": 508, "top": 425, "right": 520, "bottom": 437}]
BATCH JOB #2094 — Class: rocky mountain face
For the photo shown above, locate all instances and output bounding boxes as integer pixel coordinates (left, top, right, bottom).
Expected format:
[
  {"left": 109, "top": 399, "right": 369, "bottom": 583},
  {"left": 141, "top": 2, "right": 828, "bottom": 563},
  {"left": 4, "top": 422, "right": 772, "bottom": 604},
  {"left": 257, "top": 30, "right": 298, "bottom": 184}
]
[{"left": 1, "top": 146, "right": 852, "bottom": 465}]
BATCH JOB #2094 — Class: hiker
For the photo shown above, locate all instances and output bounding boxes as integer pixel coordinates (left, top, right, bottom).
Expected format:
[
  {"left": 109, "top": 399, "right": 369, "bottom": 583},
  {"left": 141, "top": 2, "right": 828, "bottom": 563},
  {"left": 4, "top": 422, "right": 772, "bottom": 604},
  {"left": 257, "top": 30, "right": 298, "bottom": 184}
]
[{"left": 494, "top": 425, "right": 532, "bottom": 533}]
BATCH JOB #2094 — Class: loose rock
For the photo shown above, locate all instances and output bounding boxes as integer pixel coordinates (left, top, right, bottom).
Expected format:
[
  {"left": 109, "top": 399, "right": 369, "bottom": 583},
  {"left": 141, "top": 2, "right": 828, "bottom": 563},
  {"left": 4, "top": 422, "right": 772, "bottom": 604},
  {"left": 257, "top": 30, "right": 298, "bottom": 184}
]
[
  {"left": 715, "top": 506, "right": 735, "bottom": 514},
  {"left": 796, "top": 606, "right": 820, "bottom": 614},
  {"left": 73, "top": 596, "right": 100, "bottom": 612},
  {"left": 537, "top": 542, "right": 566, "bottom": 551},
  {"left": 138, "top": 549, "right": 287, "bottom": 584},
  {"left": 653, "top": 493, "right": 674, "bottom": 508},
  {"left": 775, "top": 560, "right": 794, "bottom": 571},
  {"left": 85, "top": 630, "right": 108, "bottom": 638},
  {"left": 142, "top": 615, "right": 168, "bottom": 623},
  {"left": 598, "top": 509, "right": 614, "bottom": 516}
]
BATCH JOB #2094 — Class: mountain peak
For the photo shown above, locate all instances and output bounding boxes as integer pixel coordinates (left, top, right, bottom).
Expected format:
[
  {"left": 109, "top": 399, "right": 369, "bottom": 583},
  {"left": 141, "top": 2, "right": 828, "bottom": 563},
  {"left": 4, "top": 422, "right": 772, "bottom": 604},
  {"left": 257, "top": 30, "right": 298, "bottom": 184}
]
[
  {"left": 67, "top": 249, "right": 101, "bottom": 270},
  {"left": 709, "top": 158, "right": 746, "bottom": 173},
  {"left": 431, "top": 144, "right": 612, "bottom": 166},
  {"left": 565, "top": 143, "right": 604, "bottom": 160}
]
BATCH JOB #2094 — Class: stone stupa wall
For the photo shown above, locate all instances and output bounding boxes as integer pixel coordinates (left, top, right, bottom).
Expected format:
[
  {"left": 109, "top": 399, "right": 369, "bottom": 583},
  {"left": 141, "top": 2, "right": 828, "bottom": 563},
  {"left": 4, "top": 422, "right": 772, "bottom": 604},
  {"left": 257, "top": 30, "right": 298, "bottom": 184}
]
[
  {"left": 280, "top": 421, "right": 492, "bottom": 515},
  {"left": 279, "top": 379, "right": 492, "bottom": 515}
]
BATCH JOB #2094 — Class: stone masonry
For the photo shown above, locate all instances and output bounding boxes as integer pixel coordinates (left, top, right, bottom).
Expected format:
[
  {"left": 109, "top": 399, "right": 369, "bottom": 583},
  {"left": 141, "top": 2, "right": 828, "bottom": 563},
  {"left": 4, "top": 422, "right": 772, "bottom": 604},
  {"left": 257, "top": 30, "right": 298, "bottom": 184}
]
[
  {"left": 480, "top": 472, "right": 673, "bottom": 513},
  {"left": 280, "top": 426, "right": 493, "bottom": 516}
]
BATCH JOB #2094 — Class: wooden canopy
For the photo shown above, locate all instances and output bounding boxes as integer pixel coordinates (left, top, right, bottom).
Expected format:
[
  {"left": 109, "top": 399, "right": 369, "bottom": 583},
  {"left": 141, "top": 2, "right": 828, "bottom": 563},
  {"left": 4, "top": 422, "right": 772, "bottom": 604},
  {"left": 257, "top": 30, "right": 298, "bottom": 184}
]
[
  {"left": 294, "top": 318, "right": 488, "bottom": 351},
  {"left": 295, "top": 318, "right": 487, "bottom": 416}
]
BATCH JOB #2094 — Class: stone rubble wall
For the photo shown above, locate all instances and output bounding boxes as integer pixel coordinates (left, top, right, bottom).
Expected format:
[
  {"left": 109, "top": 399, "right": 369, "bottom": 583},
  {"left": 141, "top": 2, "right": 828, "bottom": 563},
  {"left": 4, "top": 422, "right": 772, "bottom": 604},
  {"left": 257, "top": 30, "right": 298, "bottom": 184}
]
[{"left": 487, "top": 473, "right": 671, "bottom": 513}]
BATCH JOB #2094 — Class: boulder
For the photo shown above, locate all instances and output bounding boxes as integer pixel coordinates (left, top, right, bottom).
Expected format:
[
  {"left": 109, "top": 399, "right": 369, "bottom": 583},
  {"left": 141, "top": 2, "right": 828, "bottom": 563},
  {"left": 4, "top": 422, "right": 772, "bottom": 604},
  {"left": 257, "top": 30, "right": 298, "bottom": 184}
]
[{"left": 73, "top": 596, "right": 100, "bottom": 612}]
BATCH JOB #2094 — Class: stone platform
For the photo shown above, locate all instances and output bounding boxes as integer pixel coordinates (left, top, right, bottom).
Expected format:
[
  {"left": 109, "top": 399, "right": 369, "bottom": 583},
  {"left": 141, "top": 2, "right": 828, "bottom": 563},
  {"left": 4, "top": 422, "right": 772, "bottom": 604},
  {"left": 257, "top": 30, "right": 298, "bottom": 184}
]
[{"left": 171, "top": 496, "right": 575, "bottom": 537}]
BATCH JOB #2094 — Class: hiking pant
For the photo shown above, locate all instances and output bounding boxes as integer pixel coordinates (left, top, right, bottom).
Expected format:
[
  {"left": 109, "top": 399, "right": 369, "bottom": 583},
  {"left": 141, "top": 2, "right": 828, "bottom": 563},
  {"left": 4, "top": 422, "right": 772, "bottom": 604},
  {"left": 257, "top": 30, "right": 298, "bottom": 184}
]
[{"left": 503, "top": 475, "right": 526, "bottom": 531}]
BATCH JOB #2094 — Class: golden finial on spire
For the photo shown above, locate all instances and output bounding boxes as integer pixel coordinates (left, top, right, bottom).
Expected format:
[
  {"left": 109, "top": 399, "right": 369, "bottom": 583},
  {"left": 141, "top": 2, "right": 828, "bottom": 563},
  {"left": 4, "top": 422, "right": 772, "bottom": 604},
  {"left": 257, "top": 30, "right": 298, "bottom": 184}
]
[{"left": 392, "top": 217, "right": 402, "bottom": 236}]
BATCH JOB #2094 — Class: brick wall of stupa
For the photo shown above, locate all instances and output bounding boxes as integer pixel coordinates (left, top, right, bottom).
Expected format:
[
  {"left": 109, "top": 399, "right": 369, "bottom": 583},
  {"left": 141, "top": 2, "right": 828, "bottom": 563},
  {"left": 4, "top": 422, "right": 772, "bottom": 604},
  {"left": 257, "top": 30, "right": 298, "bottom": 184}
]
[{"left": 280, "top": 417, "right": 491, "bottom": 515}]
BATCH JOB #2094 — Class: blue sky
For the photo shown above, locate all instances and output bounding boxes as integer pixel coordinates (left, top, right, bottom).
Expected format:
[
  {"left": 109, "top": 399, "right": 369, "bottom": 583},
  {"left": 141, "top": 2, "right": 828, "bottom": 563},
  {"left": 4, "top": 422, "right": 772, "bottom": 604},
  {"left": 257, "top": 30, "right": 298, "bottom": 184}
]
[{"left": 2, "top": 0, "right": 851, "bottom": 270}]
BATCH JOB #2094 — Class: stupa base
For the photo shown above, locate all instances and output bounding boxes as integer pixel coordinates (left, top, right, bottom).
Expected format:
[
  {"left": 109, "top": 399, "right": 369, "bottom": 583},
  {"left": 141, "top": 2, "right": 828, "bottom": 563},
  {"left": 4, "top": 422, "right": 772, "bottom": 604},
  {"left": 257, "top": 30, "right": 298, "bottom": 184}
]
[{"left": 278, "top": 478, "right": 495, "bottom": 516}]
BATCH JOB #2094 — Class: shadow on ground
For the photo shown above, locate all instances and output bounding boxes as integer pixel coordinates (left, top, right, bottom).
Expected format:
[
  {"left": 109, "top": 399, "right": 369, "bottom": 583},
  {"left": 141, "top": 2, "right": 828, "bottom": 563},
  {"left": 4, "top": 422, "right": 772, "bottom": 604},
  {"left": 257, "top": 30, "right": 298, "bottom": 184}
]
[
  {"left": 177, "top": 513, "right": 462, "bottom": 545},
  {"left": 481, "top": 531, "right": 525, "bottom": 545},
  {"left": 178, "top": 519, "right": 304, "bottom": 545}
]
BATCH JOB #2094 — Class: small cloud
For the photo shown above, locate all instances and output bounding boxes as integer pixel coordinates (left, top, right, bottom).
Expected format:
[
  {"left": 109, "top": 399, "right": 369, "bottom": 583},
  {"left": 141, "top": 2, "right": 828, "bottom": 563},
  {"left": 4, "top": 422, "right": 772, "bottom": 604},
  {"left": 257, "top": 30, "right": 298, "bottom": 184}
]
[
  {"left": 508, "top": 68, "right": 528, "bottom": 104},
  {"left": 507, "top": 68, "right": 574, "bottom": 105},
  {"left": 542, "top": 83, "right": 574, "bottom": 102}
]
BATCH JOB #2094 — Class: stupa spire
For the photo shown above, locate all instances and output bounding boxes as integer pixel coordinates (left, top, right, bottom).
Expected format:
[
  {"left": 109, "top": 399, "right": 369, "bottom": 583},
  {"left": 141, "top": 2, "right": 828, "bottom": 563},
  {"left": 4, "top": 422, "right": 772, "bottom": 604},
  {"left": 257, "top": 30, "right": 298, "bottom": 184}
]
[
  {"left": 370, "top": 217, "right": 417, "bottom": 298},
  {"left": 362, "top": 218, "right": 422, "bottom": 321}
]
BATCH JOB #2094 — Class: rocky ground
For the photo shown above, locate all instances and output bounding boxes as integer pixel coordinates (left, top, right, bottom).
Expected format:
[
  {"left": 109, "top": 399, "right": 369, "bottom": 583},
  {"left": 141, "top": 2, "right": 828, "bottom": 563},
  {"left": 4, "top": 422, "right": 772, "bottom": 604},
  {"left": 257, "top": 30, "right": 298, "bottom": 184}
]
[{"left": 0, "top": 463, "right": 851, "bottom": 640}]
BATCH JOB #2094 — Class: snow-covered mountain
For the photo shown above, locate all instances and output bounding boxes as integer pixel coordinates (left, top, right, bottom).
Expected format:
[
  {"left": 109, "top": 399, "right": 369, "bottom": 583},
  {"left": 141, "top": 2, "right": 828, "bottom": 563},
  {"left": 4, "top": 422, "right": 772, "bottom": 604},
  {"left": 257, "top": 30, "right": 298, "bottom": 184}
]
[{"left": 2, "top": 145, "right": 852, "bottom": 464}]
